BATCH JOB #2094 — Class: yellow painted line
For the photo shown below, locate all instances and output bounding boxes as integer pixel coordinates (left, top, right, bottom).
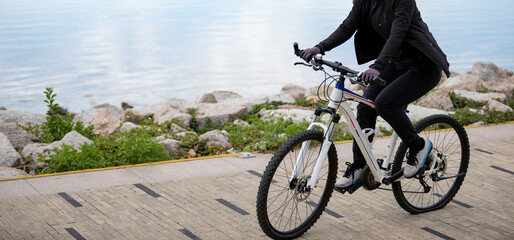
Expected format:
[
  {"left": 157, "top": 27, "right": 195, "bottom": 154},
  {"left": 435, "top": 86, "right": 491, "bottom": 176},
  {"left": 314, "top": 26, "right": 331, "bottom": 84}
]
[
  {"left": 0, "top": 153, "right": 242, "bottom": 182},
  {"left": 1, "top": 121, "right": 512, "bottom": 182}
]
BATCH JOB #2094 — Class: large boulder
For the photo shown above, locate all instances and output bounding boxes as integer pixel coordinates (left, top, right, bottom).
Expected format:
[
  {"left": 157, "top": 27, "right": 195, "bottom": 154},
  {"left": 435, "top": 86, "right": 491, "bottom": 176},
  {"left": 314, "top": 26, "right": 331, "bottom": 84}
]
[
  {"left": 22, "top": 131, "right": 92, "bottom": 166},
  {"left": 219, "top": 93, "right": 295, "bottom": 113},
  {"left": 89, "top": 106, "right": 123, "bottom": 136},
  {"left": 0, "top": 133, "right": 22, "bottom": 167},
  {"left": 481, "top": 100, "right": 513, "bottom": 113},
  {"left": 0, "top": 123, "right": 40, "bottom": 151},
  {"left": 417, "top": 90, "right": 454, "bottom": 110},
  {"left": 194, "top": 104, "right": 247, "bottom": 130},
  {"left": 439, "top": 62, "right": 514, "bottom": 98},
  {"left": 259, "top": 108, "right": 329, "bottom": 124},
  {"left": 0, "top": 167, "right": 29, "bottom": 179},
  {"left": 0, "top": 110, "right": 46, "bottom": 125},
  {"left": 197, "top": 130, "right": 232, "bottom": 151},
  {"left": 119, "top": 122, "right": 142, "bottom": 133},
  {"left": 159, "top": 139, "right": 185, "bottom": 158},
  {"left": 122, "top": 108, "right": 152, "bottom": 124},
  {"left": 153, "top": 105, "right": 193, "bottom": 126},
  {"left": 194, "top": 90, "right": 243, "bottom": 104},
  {"left": 452, "top": 90, "right": 507, "bottom": 103},
  {"left": 281, "top": 84, "right": 306, "bottom": 101},
  {"left": 406, "top": 105, "right": 452, "bottom": 122},
  {"left": 439, "top": 74, "right": 486, "bottom": 92}
]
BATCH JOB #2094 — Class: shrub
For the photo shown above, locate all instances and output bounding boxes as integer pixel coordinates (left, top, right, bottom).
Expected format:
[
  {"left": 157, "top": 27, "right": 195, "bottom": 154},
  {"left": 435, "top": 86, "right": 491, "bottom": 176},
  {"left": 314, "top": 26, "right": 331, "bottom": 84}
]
[{"left": 17, "top": 87, "right": 95, "bottom": 143}]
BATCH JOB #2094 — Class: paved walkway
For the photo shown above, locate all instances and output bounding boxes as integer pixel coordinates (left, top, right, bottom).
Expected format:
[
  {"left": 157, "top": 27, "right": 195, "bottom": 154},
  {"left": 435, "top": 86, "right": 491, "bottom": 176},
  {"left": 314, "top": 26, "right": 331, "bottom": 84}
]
[{"left": 0, "top": 123, "right": 513, "bottom": 239}]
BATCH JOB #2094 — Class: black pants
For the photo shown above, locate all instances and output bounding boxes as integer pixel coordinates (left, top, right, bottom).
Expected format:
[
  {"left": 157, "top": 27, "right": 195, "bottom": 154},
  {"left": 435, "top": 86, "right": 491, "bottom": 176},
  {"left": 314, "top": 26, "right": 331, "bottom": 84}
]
[{"left": 352, "top": 59, "right": 442, "bottom": 168}]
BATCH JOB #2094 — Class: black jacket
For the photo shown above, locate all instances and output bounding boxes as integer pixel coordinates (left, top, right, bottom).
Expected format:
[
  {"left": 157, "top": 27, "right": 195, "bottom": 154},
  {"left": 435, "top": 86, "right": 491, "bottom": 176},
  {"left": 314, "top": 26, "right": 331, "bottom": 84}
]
[{"left": 317, "top": 0, "right": 450, "bottom": 77}]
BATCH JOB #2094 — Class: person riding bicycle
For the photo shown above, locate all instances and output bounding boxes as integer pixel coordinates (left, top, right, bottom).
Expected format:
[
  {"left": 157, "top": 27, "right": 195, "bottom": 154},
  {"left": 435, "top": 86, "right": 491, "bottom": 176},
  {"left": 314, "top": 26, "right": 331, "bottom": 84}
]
[{"left": 300, "top": 0, "right": 451, "bottom": 188}]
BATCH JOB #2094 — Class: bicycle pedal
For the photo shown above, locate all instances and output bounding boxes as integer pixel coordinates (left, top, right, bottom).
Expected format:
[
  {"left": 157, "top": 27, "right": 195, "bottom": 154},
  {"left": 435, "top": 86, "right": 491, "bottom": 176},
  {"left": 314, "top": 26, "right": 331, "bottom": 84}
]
[{"left": 334, "top": 182, "right": 362, "bottom": 195}]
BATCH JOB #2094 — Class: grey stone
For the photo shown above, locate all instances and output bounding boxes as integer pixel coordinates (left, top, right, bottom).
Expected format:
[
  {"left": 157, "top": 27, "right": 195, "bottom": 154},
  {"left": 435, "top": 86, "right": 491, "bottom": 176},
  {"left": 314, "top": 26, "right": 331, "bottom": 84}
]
[
  {"left": 219, "top": 94, "right": 295, "bottom": 114},
  {"left": 122, "top": 108, "right": 152, "bottom": 124},
  {"left": 259, "top": 108, "right": 329, "bottom": 124},
  {"left": 453, "top": 89, "right": 507, "bottom": 103},
  {"left": 159, "top": 139, "right": 185, "bottom": 158},
  {"left": 153, "top": 106, "right": 193, "bottom": 126},
  {"left": 119, "top": 122, "right": 142, "bottom": 133},
  {"left": 195, "top": 93, "right": 217, "bottom": 103},
  {"left": 89, "top": 106, "right": 123, "bottom": 136},
  {"left": 74, "top": 104, "right": 123, "bottom": 126},
  {"left": 0, "top": 133, "right": 22, "bottom": 167},
  {"left": 482, "top": 100, "right": 513, "bottom": 113},
  {"left": 406, "top": 105, "right": 452, "bottom": 122},
  {"left": 0, "top": 123, "right": 40, "bottom": 151},
  {"left": 439, "top": 74, "right": 486, "bottom": 92},
  {"left": 23, "top": 131, "right": 92, "bottom": 165},
  {"left": 197, "top": 130, "right": 232, "bottom": 151},
  {"left": 170, "top": 123, "right": 186, "bottom": 133},
  {"left": 194, "top": 104, "right": 247, "bottom": 130},
  {"left": 0, "top": 110, "right": 46, "bottom": 125},
  {"left": 0, "top": 167, "right": 29, "bottom": 179},
  {"left": 211, "top": 91, "right": 243, "bottom": 102},
  {"left": 417, "top": 90, "right": 454, "bottom": 110},
  {"left": 281, "top": 84, "right": 306, "bottom": 101}
]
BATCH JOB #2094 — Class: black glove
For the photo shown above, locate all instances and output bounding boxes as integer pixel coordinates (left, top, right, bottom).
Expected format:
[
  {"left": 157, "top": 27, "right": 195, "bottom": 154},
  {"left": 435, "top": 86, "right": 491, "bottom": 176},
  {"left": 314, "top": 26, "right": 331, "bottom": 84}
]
[
  {"left": 361, "top": 68, "right": 381, "bottom": 84},
  {"left": 300, "top": 46, "right": 321, "bottom": 62}
]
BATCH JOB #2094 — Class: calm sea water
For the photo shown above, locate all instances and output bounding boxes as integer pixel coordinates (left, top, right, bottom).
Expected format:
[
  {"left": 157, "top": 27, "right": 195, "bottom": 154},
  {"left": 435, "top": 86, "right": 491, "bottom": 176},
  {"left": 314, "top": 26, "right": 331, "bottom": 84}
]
[{"left": 1, "top": 0, "right": 513, "bottom": 114}]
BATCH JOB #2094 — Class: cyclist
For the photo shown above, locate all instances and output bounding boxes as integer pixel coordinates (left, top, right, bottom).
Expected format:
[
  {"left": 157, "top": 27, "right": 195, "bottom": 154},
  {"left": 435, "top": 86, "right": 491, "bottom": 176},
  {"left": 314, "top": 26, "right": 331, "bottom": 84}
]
[{"left": 300, "top": 0, "right": 451, "bottom": 188}]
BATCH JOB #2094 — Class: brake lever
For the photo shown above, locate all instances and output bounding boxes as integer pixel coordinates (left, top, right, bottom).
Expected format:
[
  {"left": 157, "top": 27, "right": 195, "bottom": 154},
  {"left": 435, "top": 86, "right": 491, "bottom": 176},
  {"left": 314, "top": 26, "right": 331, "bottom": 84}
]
[{"left": 294, "top": 62, "right": 312, "bottom": 67}]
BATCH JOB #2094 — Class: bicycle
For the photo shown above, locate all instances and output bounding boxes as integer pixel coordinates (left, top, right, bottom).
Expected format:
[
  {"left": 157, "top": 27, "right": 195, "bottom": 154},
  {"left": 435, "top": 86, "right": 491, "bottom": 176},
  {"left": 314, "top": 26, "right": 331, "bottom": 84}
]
[{"left": 256, "top": 43, "right": 470, "bottom": 239}]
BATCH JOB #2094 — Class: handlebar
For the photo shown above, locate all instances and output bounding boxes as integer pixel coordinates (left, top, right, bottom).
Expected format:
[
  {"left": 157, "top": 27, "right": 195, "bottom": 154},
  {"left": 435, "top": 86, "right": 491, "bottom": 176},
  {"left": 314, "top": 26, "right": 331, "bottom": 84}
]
[{"left": 293, "top": 42, "right": 386, "bottom": 87}]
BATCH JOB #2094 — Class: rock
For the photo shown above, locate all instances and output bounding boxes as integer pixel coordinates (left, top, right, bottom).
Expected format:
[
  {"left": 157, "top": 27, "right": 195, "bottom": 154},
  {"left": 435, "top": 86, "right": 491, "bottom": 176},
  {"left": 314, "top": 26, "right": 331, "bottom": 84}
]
[
  {"left": 281, "top": 84, "right": 306, "bottom": 101},
  {"left": 482, "top": 100, "right": 513, "bottom": 113},
  {"left": 233, "top": 119, "right": 250, "bottom": 127},
  {"left": 90, "top": 106, "right": 123, "bottom": 136},
  {"left": 406, "top": 105, "right": 452, "bottom": 122},
  {"left": 471, "top": 62, "right": 513, "bottom": 82},
  {"left": 452, "top": 90, "right": 507, "bottom": 103},
  {"left": 0, "top": 123, "right": 40, "bottom": 151},
  {"left": 119, "top": 122, "right": 141, "bottom": 133},
  {"left": 417, "top": 90, "right": 454, "bottom": 110},
  {"left": 187, "top": 149, "right": 196, "bottom": 158},
  {"left": 194, "top": 104, "right": 247, "bottom": 130},
  {"left": 305, "top": 95, "right": 320, "bottom": 104},
  {"left": 0, "top": 107, "right": 6, "bottom": 111},
  {"left": 438, "top": 74, "right": 487, "bottom": 92},
  {"left": 121, "top": 102, "right": 134, "bottom": 110},
  {"left": 195, "top": 90, "right": 244, "bottom": 104},
  {"left": 211, "top": 91, "right": 243, "bottom": 102},
  {"left": 0, "top": 167, "right": 29, "bottom": 179},
  {"left": 153, "top": 106, "right": 193, "bottom": 126},
  {"left": 278, "top": 105, "right": 311, "bottom": 110},
  {"left": 259, "top": 108, "right": 329, "bottom": 124},
  {"left": 195, "top": 93, "right": 217, "bottom": 103},
  {"left": 23, "top": 131, "right": 92, "bottom": 166},
  {"left": 197, "top": 130, "right": 232, "bottom": 150},
  {"left": 440, "top": 62, "right": 514, "bottom": 98},
  {"left": 469, "top": 121, "right": 485, "bottom": 126},
  {"left": 0, "top": 110, "right": 46, "bottom": 125},
  {"left": 218, "top": 94, "right": 295, "bottom": 114},
  {"left": 122, "top": 109, "right": 152, "bottom": 124},
  {"left": 170, "top": 123, "right": 186, "bottom": 133},
  {"left": 74, "top": 104, "right": 123, "bottom": 126},
  {"left": 0, "top": 133, "right": 22, "bottom": 167},
  {"left": 159, "top": 139, "right": 185, "bottom": 158}
]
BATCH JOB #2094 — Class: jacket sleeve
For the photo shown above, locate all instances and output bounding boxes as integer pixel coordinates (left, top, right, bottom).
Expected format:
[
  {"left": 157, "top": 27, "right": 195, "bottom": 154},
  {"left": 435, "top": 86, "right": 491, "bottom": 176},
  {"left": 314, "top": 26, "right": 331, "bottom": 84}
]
[
  {"left": 370, "top": 0, "right": 416, "bottom": 71},
  {"left": 317, "top": 4, "right": 360, "bottom": 53}
]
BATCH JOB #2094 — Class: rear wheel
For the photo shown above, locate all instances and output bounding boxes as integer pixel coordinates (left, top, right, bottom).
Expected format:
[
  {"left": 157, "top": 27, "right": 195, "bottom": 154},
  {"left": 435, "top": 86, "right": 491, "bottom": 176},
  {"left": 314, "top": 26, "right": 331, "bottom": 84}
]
[
  {"left": 392, "top": 114, "right": 469, "bottom": 214},
  {"left": 256, "top": 130, "right": 338, "bottom": 239}
]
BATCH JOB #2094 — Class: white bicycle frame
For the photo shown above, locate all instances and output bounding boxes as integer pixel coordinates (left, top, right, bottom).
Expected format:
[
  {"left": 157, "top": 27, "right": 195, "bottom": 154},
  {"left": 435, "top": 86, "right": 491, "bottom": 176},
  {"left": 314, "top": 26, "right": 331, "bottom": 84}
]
[{"left": 289, "top": 81, "right": 401, "bottom": 189}]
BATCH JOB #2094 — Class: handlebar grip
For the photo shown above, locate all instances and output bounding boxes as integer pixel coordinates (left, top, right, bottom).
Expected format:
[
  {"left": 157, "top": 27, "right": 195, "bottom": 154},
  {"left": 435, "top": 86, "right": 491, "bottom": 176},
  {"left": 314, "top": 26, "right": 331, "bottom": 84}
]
[{"left": 293, "top": 42, "right": 301, "bottom": 57}]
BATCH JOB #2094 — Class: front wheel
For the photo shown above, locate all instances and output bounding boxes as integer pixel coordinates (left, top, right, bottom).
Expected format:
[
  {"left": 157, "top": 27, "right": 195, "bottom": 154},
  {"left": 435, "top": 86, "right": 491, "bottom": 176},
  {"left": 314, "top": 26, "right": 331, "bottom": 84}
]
[
  {"left": 392, "top": 114, "right": 470, "bottom": 214},
  {"left": 256, "top": 130, "right": 338, "bottom": 239}
]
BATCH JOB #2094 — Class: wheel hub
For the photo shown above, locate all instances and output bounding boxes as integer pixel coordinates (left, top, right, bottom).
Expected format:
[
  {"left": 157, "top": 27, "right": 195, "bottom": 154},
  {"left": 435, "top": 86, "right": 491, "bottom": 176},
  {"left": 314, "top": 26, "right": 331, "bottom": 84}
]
[{"left": 293, "top": 176, "right": 312, "bottom": 201}]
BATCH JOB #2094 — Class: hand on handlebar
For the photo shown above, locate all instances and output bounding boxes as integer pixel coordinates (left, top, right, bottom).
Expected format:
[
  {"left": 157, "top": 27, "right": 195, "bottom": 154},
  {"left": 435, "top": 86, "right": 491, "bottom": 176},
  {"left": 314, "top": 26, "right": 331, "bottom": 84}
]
[
  {"left": 361, "top": 68, "right": 381, "bottom": 85},
  {"left": 300, "top": 46, "right": 321, "bottom": 62}
]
